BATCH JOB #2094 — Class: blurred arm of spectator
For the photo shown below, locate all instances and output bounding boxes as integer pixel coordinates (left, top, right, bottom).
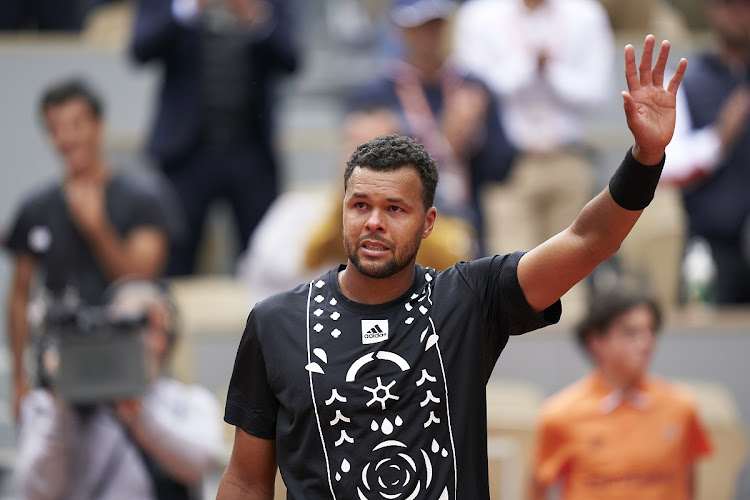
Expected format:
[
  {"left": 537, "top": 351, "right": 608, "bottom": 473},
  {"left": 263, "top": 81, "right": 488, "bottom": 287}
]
[
  {"left": 452, "top": 0, "right": 614, "bottom": 109},
  {"left": 663, "top": 85, "right": 750, "bottom": 187},
  {"left": 441, "top": 81, "right": 489, "bottom": 159},
  {"left": 7, "top": 254, "right": 34, "bottom": 420},
  {"left": 453, "top": 79, "right": 517, "bottom": 184},
  {"left": 65, "top": 177, "right": 169, "bottom": 282},
  {"left": 14, "top": 390, "right": 74, "bottom": 500},
  {"left": 131, "top": 0, "right": 298, "bottom": 74},
  {"left": 116, "top": 384, "right": 223, "bottom": 485}
]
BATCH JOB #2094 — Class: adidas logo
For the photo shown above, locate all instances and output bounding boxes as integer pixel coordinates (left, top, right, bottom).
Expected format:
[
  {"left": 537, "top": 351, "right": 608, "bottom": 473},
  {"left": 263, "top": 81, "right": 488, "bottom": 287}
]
[{"left": 362, "top": 319, "right": 389, "bottom": 344}]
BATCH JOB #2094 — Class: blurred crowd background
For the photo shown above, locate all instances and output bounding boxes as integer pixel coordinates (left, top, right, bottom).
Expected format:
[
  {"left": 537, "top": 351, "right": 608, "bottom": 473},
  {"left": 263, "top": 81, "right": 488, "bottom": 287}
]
[{"left": 0, "top": 0, "right": 749, "bottom": 498}]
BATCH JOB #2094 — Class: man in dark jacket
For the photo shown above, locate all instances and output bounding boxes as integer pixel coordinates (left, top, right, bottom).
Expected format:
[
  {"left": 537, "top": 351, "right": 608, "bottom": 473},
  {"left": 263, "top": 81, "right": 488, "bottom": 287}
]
[{"left": 130, "top": 0, "right": 300, "bottom": 275}]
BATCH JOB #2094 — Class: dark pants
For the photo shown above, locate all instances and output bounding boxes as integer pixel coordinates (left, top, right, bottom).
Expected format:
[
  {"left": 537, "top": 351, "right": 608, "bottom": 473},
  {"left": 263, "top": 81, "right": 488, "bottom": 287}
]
[
  {"left": 708, "top": 237, "right": 750, "bottom": 305},
  {"left": 163, "top": 144, "right": 278, "bottom": 277}
]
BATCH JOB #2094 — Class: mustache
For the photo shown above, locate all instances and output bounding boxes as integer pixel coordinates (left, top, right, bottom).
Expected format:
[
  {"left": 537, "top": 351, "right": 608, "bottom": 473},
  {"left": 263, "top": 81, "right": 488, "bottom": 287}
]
[{"left": 358, "top": 235, "right": 391, "bottom": 247}]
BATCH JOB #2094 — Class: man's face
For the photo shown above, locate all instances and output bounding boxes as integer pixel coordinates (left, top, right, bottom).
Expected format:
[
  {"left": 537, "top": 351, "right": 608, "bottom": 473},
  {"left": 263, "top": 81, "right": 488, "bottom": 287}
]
[
  {"left": 708, "top": 0, "right": 750, "bottom": 49},
  {"left": 589, "top": 305, "right": 658, "bottom": 383},
  {"left": 401, "top": 18, "right": 448, "bottom": 67},
  {"left": 342, "top": 165, "right": 435, "bottom": 279},
  {"left": 43, "top": 98, "right": 102, "bottom": 176}
]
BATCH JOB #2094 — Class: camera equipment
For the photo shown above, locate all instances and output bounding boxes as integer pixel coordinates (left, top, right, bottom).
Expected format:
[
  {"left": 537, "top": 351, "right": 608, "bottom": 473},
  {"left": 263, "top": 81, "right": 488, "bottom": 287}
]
[{"left": 40, "top": 301, "right": 149, "bottom": 404}]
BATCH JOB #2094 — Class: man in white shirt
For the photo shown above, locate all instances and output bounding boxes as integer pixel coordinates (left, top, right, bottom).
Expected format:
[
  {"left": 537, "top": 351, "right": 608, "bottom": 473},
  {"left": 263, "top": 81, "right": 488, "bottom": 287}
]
[{"left": 453, "top": 0, "right": 615, "bottom": 320}]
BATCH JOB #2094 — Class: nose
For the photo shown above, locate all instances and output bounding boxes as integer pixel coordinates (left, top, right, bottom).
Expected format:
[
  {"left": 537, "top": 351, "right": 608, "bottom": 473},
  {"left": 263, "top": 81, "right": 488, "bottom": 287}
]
[{"left": 365, "top": 209, "right": 385, "bottom": 233}]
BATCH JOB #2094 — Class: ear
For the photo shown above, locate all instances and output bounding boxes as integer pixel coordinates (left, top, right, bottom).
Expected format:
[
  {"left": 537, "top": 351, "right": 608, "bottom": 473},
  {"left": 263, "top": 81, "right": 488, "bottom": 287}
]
[{"left": 422, "top": 207, "right": 437, "bottom": 239}]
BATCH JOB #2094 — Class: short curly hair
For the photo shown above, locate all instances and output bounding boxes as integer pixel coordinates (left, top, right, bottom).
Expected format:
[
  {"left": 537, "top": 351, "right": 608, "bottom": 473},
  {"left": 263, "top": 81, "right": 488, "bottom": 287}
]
[
  {"left": 344, "top": 135, "right": 439, "bottom": 211},
  {"left": 576, "top": 289, "right": 662, "bottom": 353}
]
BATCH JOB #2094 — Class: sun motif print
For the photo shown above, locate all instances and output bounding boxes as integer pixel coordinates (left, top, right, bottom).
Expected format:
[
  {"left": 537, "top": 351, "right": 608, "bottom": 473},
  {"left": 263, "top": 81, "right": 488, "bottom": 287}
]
[{"left": 304, "top": 270, "right": 456, "bottom": 500}]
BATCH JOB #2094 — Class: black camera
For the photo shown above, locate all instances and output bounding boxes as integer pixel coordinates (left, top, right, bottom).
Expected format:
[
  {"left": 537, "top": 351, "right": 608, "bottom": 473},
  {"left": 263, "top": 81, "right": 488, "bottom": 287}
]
[{"left": 39, "top": 301, "right": 149, "bottom": 404}]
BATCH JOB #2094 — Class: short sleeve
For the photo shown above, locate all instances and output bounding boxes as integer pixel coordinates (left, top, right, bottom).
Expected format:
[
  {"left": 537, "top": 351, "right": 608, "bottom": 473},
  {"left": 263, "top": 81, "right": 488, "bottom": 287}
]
[
  {"left": 685, "top": 403, "right": 713, "bottom": 463},
  {"left": 455, "top": 252, "right": 562, "bottom": 336},
  {"left": 224, "top": 310, "right": 279, "bottom": 440},
  {"left": 532, "top": 410, "right": 571, "bottom": 486},
  {"left": 126, "top": 174, "right": 185, "bottom": 244},
  {"left": 4, "top": 203, "right": 33, "bottom": 255}
]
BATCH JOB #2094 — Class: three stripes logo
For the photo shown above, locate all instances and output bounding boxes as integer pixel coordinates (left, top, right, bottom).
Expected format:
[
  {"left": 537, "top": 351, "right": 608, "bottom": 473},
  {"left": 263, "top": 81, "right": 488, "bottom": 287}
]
[{"left": 361, "top": 319, "right": 389, "bottom": 344}]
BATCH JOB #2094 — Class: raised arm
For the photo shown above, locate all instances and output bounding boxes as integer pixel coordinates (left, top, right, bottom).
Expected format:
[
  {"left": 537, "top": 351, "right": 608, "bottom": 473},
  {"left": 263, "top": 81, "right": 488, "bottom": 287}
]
[
  {"left": 518, "top": 35, "right": 688, "bottom": 312},
  {"left": 216, "top": 428, "right": 278, "bottom": 499}
]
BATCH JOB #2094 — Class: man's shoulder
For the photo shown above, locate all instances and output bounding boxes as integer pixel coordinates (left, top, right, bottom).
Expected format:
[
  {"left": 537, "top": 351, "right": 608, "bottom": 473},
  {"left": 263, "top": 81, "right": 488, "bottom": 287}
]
[
  {"left": 251, "top": 274, "right": 331, "bottom": 318},
  {"left": 16, "top": 180, "right": 61, "bottom": 211},
  {"left": 646, "top": 376, "right": 700, "bottom": 410},
  {"left": 110, "top": 168, "right": 169, "bottom": 199},
  {"left": 441, "top": 253, "right": 523, "bottom": 278},
  {"left": 540, "top": 377, "right": 596, "bottom": 422}
]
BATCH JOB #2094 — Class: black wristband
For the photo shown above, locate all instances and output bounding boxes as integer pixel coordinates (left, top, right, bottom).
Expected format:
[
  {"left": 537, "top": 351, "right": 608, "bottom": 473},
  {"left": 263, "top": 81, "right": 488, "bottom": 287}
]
[{"left": 608, "top": 147, "right": 665, "bottom": 211}]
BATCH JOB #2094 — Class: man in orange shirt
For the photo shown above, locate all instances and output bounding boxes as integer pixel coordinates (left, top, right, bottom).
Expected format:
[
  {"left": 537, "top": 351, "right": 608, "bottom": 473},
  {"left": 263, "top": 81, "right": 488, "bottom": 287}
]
[{"left": 530, "top": 290, "right": 712, "bottom": 499}]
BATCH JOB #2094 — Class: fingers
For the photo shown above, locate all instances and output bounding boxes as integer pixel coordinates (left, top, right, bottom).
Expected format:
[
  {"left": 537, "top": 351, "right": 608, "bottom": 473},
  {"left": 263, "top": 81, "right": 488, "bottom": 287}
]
[
  {"left": 639, "top": 34, "right": 656, "bottom": 87},
  {"left": 624, "top": 44, "right": 640, "bottom": 92},
  {"left": 652, "top": 40, "right": 671, "bottom": 88},
  {"left": 622, "top": 90, "right": 635, "bottom": 116},
  {"left": 667, "top": 57, "right": 688, "bottom": 95}
]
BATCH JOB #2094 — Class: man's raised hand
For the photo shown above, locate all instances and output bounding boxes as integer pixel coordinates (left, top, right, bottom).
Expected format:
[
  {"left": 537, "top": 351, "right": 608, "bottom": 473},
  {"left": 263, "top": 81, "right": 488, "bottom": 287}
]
[{"left": 622, "top": 34, "right": 688, "bottom": 165}]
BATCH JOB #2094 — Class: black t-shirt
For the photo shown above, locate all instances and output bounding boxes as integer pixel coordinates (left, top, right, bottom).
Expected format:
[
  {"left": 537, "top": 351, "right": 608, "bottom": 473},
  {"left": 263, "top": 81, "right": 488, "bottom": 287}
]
[
  {"left": 225, "top": 252, "right": 561, "bottom": 499},
  {"left": 3, "top": 170, "right": 183, "bottom": 305}
]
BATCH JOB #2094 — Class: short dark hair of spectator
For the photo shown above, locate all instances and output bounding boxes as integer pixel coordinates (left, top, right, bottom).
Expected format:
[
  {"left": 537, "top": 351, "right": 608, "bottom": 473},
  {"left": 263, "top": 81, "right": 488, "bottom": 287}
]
[
  {"left": 345, "top": 134, "right": 439, "bottom": 211},
  {"left": 39, "top": 78, "right": 103, "bottom": 120},
  {"left": 576, "top": 289, "right": 662, "bottom": 352}
]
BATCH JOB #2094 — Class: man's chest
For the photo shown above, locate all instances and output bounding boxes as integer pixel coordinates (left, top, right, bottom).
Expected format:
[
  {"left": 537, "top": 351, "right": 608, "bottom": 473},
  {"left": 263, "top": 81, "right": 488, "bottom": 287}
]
[{"left": 263, "top": 276, "right": 470, "bottom": 499}]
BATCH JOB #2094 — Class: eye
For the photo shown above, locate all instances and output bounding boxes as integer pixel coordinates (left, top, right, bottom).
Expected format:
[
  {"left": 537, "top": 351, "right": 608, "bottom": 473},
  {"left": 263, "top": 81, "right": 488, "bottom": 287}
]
[
  {"left": 388, "top": 205, "right": 403, "bottom": 212},
  {"left": 354, "top": 202, "right": 368, "bottom": 209}
]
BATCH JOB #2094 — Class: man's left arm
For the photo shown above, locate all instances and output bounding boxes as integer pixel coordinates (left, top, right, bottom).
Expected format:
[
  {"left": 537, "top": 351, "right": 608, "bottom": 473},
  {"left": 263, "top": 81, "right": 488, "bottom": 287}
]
[{"left": 518, "top": 35, "right": 687, "bottom": 312}]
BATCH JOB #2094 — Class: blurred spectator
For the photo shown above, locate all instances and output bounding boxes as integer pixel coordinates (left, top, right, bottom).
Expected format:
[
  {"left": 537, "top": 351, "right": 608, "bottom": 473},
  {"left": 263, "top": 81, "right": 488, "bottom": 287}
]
[
  {"left": 2, "top": 78, "right": 182, "bottom": 420},
  {"left": 452, "top": 0, "right": 614, "bottom": 322},
  {"left": 530, "top": 289, "right": 712, "bottom": 499},
  {"left": 453, "top": 0, "right": 614, "bottom": 254},
  {"left": 14, "top": 279, "right": 223, "bottom": 500},
  {"left": 0, "top": 0, "right": 82, "bottom": 31},
  {"left": 303, "top": 0, "right": 516, "bottom": 271},
  {"left": 597, "top": 0, "right": 656, "bottom": 32},
  {"left": 663, "top": 0, "right": 750, "bottom": 305},
  {"left": 130, "top": 0, "right": 300, "bottom": 277}
]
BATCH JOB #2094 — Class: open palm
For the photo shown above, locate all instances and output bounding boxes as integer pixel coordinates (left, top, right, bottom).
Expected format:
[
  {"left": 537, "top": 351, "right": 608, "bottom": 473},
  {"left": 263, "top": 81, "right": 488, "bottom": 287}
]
[{"left": 622, "top": 35, "right": 688, "bottom": 165}]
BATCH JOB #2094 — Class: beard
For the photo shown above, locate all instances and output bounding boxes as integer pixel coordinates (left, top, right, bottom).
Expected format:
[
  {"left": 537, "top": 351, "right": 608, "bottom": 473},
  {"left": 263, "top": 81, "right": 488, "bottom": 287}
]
[{"left": 344, "top": 230, "right": 423, "bottom": 279}]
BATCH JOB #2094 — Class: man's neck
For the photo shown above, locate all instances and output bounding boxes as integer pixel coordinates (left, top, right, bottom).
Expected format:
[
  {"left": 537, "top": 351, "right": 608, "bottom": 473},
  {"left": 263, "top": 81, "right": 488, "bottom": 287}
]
[
  {"left": 408, "top": 58, "right": 445, "bottom": 83},
  {"left": 595, "top": 367, "right": 643, "bottom": 393},
  {"left": 66, "top": 158, "right": 109, "bottom": 183},
  {"left": 338, "top": 263, "right": 415, "bottom": 305}
]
